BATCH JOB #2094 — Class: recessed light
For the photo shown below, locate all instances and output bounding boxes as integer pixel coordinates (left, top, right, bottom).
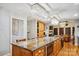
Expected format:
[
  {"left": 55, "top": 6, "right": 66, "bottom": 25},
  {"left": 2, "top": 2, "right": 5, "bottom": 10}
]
[{"left": 74, "top": 13, "right": 78, "bottom": 16}]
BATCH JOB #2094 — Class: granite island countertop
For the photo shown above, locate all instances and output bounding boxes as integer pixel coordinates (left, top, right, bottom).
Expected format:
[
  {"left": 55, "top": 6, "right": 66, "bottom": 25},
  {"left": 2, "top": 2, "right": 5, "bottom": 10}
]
[{"left": 12, "top": 36, "right": 61, "bottom": 51}]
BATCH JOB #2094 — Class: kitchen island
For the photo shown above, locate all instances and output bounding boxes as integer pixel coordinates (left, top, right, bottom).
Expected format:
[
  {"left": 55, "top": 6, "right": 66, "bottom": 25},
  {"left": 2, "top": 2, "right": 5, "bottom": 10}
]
[{"left": 12, "top": 36, "right": 63, "bottom": 56}]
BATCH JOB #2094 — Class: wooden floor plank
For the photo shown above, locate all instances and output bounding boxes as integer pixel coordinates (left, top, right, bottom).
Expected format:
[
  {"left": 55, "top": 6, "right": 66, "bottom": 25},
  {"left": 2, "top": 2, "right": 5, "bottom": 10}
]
[{"left": 57, "top": 42, "right": 78, "bottom": 56}]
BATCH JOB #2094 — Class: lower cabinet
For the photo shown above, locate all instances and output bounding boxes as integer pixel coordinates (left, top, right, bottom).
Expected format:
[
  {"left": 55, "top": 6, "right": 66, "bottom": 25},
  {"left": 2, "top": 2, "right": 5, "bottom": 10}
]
[
  {"left": 12, "top": 45, "right": 32, "bottom": 56},
  {"left": 12, "top": 44, "right": 45, "bottom": 56},
  {"left": 12, "top": 45, "right": 21, "bottom": 56},
  {"left": 53, "top": 39, "right": 62, "bottom": 56},
  {"left": 20, "top": 48, "right": 32, "bottom": 56},
  {"left": 12, "top": 38, "right": 62, "bottom": 56},
  {"left": 53, "top": 41, "right": 57, "bottom": 55},
  {"left": 47, "top": 43, "right": 53, "bottom": 56},
  {"left": 33, "top": 47, "right": 46, "bottom": 56}
]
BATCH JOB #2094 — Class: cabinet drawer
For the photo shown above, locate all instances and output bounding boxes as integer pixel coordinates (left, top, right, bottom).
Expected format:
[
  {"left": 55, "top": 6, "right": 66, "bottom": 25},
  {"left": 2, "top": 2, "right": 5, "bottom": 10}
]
[
  {"left": 12, "top": 45, "right": 21, "bottom": 56},
  {"left": 33, "top": 47, "right": 45, "bottom": 56}
]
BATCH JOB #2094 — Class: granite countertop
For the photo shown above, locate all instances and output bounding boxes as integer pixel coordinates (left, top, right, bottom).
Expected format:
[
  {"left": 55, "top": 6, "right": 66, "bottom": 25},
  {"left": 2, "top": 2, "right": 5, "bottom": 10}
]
[{"left": 12, "top": 36, "right": 60, "bottom": 51}]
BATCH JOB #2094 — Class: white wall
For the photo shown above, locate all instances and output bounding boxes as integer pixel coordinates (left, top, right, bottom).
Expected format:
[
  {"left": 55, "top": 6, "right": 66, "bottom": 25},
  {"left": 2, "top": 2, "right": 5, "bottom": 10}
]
[
  {"left": 0, "top": 8, "right": 27, "bottom": 54},
  {"left": 0, "top": 9, "right": 10, "bottom": 53}
]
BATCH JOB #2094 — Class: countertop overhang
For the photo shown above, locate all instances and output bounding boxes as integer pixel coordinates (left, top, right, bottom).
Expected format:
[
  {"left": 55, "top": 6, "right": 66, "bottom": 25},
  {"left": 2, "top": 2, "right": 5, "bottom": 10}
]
[{"left": 12, "top": 36, "right": 61, "bottom": 51}]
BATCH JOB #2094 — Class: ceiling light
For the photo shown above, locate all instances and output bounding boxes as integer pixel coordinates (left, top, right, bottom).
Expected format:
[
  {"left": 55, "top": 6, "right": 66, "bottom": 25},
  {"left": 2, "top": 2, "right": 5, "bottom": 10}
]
[{"left": 74, "top": 13, "right": 78, "bottom": 16}]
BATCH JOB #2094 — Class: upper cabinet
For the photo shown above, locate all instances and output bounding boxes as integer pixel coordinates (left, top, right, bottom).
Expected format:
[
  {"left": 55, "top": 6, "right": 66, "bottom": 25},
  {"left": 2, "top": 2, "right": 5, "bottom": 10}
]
[{"left": 37, "top": 21, "right": 45, "bottom": 38}]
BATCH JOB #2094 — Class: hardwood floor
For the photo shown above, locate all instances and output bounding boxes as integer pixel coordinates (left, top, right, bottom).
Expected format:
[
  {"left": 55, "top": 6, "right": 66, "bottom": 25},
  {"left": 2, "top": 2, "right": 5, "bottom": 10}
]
[{"left": 57, "top": 42, "right": 78, "bottom": 56}]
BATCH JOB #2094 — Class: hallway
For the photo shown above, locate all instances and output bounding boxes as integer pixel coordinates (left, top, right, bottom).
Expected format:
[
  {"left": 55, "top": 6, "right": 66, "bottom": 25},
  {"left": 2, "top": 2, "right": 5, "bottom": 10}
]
[{"left": 57, "top": 42, "right": 78, "bottom": 56}]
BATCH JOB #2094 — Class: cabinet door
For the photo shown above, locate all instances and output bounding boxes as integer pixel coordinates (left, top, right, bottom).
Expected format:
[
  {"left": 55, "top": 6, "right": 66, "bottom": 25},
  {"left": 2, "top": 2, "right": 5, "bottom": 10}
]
[
  {"left": 33, "top": 47, "right": 45, "bottom": 56},
  {"left": 57, "top": 39, "right": 61, "bottom": 52},
  {"left": 53, "top": 41, "right": 57, "bottom": 55},
  {"left": 38, "top": 22, "right": 45, "bottom": 37},
  {"left": 20, "top": 48, "right": 32, "bottom": 56},
  {"left": 53, "top": 39, "right": 62, "bottom": 56},
  {"left": 39, "top": 32, "right": 44, "bottom": 37},
  {"left": 47, "top": 43, "right": 53, "bottom": 56},
  {"left": 56, "top": 40, "right": 60, "bottom": 54},
  {"left": 12, "top": 45, "right": 21, "bottom": 56},
  {"left": 39, "top": 22, "right": 45, "bottom": 31}
]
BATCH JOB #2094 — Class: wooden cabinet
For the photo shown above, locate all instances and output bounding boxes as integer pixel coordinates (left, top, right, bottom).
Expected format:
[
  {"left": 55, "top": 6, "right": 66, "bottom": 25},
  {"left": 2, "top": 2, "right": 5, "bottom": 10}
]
[
  {"left": 12, "top": 44, "right": 32, "bottom": 56},
  {"left": 20, "top": 48, "right": 32, "bottom": 56},
  {"left": 12, "top": 45, "right": 21, "bottom": 56},
  {"left": 53, "top": 41, "right": 57, "bottom": 55},
  {"left": 47, "top": 43, "right": 53, "bottom": 56},
  {"left": 53, "top": 39, "right": 62, "bottom": 56},
  {"left": 12, "top": 38, "right": 62, "bottom": 56},
  {"left": 57, "top": 39, "right": 62, "bottom": 52},
  {"left": 39, "top": 22, "right": 44, "bottom": 31},
  {"left": 37, "top": 21, "right": 45, "bottom": 37},
  {"left": 12, "top": 44, "right": 45, "bottom": 56},
  {"left": 33, "top": 47, "right": 45, "bottom": 56}
]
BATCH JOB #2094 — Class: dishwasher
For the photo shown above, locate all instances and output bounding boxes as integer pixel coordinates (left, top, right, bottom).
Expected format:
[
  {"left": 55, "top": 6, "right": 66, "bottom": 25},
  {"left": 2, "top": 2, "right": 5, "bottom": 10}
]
[{"left": 46, "top": 42, "right": 53, "bottom": 56}]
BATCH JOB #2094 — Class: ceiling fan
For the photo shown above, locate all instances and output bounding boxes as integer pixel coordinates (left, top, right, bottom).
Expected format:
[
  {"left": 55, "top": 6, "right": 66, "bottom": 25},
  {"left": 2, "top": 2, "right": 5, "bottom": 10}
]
[
  {"left": 55, "top": 15, "right": 69, "bottom": 26},
  {"left": 64, "top": 21, "right": 69, "bottom": 26},
  {"left": 59, "top": 21, "right": 69, "bottom": 26}
]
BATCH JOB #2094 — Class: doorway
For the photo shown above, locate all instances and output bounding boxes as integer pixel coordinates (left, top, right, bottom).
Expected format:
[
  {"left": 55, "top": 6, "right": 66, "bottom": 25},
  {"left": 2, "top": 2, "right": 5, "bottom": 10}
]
[
  {"left": 59, "top": 28, "right": 64, "bottom": 35},
  {"left": 65, "top": 27, "right": 71, "bottom": 36},
  {"left": 64, "top": 27, "right": 75, "bottom": 44}
]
